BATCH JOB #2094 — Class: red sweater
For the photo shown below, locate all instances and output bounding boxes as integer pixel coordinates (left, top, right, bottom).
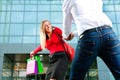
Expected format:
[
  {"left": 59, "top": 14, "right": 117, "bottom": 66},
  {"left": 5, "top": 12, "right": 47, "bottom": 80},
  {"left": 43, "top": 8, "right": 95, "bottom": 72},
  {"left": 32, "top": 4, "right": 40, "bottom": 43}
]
[{"left": 33, "top": 27, "right": 65, "bottom": 55}]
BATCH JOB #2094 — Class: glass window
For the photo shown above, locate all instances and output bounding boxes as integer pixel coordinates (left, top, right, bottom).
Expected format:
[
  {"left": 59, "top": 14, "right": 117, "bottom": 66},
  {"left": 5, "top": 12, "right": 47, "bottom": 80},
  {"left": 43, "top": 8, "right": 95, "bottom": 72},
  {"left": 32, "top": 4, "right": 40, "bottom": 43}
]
[
  {"left": 23, "top": 36, "right": 36, "bottom": 43},
  {"left": 2, "top": 0, "right": 8, "bottom": 4},
  {"left": 38, "top": 5, "right": 50, "bottom": 11},
  {"left": 52, "top": 23, "right": 62, "bottom": 28},
  {"left": 18, "top": 0, "right": 25, "bottom": 4},
  {"left": 19, "top": 70, "right": 26, "bottom": 77},
  {"left": 1, "top": 4, "right": 6, "bottom": 11},
  {"left": 24, "top": 12, "right": 37, "bottom": 23},
  {"left": 116, "top": 12, "right": 120, "bottom": 23},
  {"left": 51, "top": 5, "right": 62, "bottom": 11},
  {"left": 24, "top": 0, "right": 30, "bottom": 4},
  {"left": 115, "top": 0, "right": 120, "bottom": 4},
  {"left": 0, "top": 12, "right": 11, "bottom": 23},
  {"left": 10, "top": 24, "right": 23, "bottom": 35},
  {"left": 9, "top": 37, "right": 22, "bottom": 43},
  {"left": 25, "top": 0, "right": 38, "bottom": 4},
  {"left": 0, "top": 25, "right": 10, "bottom": 36},
  {"left": 103, "top": 0, "right": 114, "bottom": 5},
  {"left": 0, "top": 37, "right": 3, "bottom": 43},
  {"left": 12, "top": 0, "right": 21, "bottom": 4},
  {"left": 51, "top": 12, "right": 62, "bottom": 23},
  {"left": 11, "top": 12, "right": 24, "bottom": 23},
  {"left": 40, "top": 0, "right": 50, "bottom": 5},
  {"left": 7, "top": 3, "right": 12, "bottom": 11},
  {"left": 37, "top": 36, "right": 40, "bottom": 44},
  {"left": 12, "top": 5, "right": 24, "bottom": 11},
  {"left": 71, "top": 24, "right": 77, "bottom": 31},
  {"left": 5, "top": 12, "right": 11, "bottom": 23},
  {"left": 116, "top": 24, "right": 120, "bottom": 37},
  {"left": 84, "top": 60, "right": 98, "bottom": 80},
  {"left": 36, "top": 24, "right": 40, "bottom": 35},
  {"left": 37, "top": 12, "right": 50, "bottom": 23},
  {"left": 2, "top": 55, "right": 13, "bottom": 77},
  {"left": 105, "top": 12, "right": 116, "bottom": 23},
  {"left": 0, "top": 37, "right": 8, "bottom": 43},
  {"left": 115, "top": 5, "right": 120, "bottom": 11},
  {"left": 25, "top": 5, "right": 37, "bottom": 11},
  {"left": 103, "top": 5, "right": 115, "bottom": 11},
  {"left": 24, "top": 24, "right": 37, "bottom": 35},
  {"left": 0, "top": 25, "right": 4, "bottom": 35},
  {"left": 50, "top": 0, "right": 62, "bottom": 5},
  {"left": 112, "top": 24, "right": 119, "bottom": 35}
]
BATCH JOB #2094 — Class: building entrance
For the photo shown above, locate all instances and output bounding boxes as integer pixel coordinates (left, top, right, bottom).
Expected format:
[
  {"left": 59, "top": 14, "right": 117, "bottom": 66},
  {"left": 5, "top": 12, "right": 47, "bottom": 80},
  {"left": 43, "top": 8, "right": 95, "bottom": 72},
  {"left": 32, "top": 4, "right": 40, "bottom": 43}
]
[
  {"left": 2, "top": 54, "right": 98, "bottom": 80},
  {"left": 2, "top": 54, "right": 49, "bottom": 80}
]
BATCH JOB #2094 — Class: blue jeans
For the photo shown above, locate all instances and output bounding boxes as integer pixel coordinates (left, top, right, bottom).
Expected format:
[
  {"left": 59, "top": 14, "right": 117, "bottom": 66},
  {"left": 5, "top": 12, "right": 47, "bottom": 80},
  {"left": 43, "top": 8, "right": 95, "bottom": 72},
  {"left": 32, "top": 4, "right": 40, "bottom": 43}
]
[{"left": 70, "top": 26, "right": 120, "bottom": 80}]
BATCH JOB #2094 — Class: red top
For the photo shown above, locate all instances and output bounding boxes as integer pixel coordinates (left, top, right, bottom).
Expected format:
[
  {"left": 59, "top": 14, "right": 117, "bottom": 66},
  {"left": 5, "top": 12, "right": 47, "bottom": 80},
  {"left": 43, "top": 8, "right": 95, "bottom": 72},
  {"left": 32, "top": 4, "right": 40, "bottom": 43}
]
[{"left": 33, "top": 27, "right": 65, "bottom": 55}]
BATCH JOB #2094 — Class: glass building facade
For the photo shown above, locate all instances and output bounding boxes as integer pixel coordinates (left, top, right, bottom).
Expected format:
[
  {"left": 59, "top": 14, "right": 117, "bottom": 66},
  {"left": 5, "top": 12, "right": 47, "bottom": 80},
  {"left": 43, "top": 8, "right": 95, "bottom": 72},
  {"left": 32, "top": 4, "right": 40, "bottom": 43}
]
[{"left": 0, "top": 0, "right": 120, "bottom": 80}]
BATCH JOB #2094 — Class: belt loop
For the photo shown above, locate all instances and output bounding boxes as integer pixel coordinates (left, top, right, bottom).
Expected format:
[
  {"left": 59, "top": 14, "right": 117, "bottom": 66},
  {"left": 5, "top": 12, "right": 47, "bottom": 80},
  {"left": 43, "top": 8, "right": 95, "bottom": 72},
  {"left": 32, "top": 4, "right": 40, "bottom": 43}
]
[
  {"left": 95, "top": 27, "right": 99, "bottom": 32},
  {"left": 100, "top": 26, "right": 102, "bottom": 31},
  {"left": 79, "top": 34, "right": 83, "bottom": 39}
]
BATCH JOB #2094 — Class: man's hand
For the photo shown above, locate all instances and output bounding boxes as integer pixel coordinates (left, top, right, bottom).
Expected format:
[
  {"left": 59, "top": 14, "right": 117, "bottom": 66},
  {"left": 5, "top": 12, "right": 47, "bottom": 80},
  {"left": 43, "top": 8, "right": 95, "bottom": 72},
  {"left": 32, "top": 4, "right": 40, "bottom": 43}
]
[{"left": 64, "top": 32, "right": 74, "bottom": 41}]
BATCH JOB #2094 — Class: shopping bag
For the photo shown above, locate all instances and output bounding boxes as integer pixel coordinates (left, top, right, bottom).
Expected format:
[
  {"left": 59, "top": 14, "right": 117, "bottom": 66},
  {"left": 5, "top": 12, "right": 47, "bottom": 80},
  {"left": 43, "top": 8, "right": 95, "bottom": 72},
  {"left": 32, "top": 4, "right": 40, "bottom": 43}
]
[
  {"left": 26, "top": 59, "right": 38, "bottom": 75},
  {"left": 64, "top": 42, "right": 75, "bottom": 62},
  {"left": 34, "top": 56, "right": 44, "bottom": 74}
]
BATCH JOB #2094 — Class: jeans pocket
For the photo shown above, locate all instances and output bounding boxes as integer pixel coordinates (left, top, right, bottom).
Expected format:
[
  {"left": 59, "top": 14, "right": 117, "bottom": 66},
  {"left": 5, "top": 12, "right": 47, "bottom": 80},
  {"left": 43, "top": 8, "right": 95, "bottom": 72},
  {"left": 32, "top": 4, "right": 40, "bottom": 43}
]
[
  {"left": 78, "top": 40, "right": 96, "bottom": 57},
  {"left": 106, "top": 37, "right": 120, "bottom": 55}
]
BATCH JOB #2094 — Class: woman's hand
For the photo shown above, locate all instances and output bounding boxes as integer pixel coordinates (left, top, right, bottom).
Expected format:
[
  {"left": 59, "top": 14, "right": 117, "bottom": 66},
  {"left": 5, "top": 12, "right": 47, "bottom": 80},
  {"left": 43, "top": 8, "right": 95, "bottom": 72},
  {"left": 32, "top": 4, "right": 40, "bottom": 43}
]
[
  {"left": 30, "top": 51, "right": 34, "bottom": 58},
  {"left": 64, "top": 32, "right": 74, "bottom": 41}
]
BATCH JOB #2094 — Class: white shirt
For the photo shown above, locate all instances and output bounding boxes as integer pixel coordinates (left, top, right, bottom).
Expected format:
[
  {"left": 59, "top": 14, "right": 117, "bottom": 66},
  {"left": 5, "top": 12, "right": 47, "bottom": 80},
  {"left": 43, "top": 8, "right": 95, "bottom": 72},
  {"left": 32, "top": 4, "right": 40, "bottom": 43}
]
[{"left": 62, "top": 0, "right": 112, "bottom": 38}]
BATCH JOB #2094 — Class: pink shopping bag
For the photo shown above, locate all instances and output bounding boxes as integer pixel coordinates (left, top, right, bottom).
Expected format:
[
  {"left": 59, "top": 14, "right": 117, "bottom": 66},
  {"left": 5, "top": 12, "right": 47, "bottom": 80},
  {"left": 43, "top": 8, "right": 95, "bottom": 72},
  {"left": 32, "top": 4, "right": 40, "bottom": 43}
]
[{"left": 26, "top": 59, "right": 38, "bottom": 75}]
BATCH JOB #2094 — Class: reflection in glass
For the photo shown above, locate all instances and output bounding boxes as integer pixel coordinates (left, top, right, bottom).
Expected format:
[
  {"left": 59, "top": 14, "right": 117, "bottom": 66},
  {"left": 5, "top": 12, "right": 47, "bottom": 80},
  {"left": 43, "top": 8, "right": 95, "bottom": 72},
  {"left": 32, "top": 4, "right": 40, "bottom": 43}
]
[
  {"left": 10, "top": 24, "right": 23, "bottom": 35},
  {"left": 24, "top": 24, "right": 37, "bottom": 35},
  {"left": 9, "top": 37, "right": 22, "bottom": 43},
  {"left": 23, "top": 36, "right": 36, "bottom": 43},
  {"left": 24, "top": 12, "right": 37, "bottom": 23},
  {"left": 11, "top": 12, "right": 24, "bottom": 23}
]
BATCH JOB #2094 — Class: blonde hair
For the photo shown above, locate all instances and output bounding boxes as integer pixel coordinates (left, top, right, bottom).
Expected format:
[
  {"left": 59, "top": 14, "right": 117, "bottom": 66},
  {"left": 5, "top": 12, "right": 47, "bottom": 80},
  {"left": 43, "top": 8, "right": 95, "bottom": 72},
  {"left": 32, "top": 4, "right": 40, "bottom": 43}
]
[{"left": 40, "top": 20, "right": 50, "bottom": 49}]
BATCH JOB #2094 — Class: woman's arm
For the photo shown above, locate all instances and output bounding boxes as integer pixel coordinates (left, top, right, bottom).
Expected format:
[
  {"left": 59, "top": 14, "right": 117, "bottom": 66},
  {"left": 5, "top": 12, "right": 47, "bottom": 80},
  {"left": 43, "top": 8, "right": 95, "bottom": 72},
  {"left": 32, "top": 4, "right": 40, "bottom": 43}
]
[{"left": 30, "top": 45, "right": 42, "bottom": 57}]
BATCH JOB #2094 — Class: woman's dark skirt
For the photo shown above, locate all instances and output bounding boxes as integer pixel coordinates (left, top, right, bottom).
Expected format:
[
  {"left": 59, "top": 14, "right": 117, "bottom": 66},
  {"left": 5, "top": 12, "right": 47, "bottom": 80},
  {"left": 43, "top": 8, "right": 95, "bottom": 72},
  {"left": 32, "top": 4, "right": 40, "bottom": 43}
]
[{"left": 45, "top": 51, "right": 68, "bottom": 80}]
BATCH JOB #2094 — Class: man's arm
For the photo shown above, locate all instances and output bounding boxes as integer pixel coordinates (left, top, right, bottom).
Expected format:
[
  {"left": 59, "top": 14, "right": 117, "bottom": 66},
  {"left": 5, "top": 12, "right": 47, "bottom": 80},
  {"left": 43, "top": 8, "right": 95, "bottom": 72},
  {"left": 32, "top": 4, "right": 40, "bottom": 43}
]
[{"left": 62, "top": 11, "right": 73, "bottom": 39}]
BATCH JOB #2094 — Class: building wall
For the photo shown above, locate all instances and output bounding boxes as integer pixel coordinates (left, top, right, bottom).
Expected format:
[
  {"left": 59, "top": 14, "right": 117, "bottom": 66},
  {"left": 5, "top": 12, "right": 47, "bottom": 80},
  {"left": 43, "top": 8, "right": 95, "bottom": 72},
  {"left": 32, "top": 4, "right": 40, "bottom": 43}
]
[
  {"left": 0, "top": 0, "right": 120, "bottom": 80},
  {"left": 0, "top": 43, "right": 50, "bottom": 80}
]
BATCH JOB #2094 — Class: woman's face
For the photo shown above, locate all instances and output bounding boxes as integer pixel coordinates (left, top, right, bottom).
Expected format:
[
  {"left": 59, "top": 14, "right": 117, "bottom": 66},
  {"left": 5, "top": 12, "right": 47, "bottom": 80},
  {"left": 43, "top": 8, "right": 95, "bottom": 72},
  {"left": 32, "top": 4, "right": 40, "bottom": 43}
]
[{"left": 43, "top": 21, "right": 52, "bottom": 33}]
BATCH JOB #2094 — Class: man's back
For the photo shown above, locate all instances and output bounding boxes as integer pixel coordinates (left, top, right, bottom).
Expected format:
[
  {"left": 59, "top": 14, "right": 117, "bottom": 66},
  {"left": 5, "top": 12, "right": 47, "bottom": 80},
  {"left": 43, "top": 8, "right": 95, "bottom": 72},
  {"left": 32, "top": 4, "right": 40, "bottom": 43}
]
[{"left": 62, "top": 0, "right": 112, "bottom": 36}]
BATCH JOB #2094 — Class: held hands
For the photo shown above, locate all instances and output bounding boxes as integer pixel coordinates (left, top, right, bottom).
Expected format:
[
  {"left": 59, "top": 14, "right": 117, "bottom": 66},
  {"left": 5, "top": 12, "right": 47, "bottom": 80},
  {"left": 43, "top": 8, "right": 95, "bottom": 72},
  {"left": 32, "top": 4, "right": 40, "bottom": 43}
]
[{"left": 64, "top": 32, "right": 74, "bottom": 41}]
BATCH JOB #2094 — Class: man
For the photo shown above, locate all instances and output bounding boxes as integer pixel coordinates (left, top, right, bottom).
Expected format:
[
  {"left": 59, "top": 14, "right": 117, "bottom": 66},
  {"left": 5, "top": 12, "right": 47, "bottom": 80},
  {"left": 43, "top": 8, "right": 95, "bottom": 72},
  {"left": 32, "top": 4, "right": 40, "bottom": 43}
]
[{"left": 62, "top": 0, "right": 120, "bottom": 80}]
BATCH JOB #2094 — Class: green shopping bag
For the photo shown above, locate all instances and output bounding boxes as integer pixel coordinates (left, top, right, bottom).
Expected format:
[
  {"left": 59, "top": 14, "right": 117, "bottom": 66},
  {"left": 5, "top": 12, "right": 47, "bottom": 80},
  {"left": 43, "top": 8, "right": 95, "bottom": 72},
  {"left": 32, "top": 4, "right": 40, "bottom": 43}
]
[{"left": 34, "top": 56, "right": 44, "bottom": 74}]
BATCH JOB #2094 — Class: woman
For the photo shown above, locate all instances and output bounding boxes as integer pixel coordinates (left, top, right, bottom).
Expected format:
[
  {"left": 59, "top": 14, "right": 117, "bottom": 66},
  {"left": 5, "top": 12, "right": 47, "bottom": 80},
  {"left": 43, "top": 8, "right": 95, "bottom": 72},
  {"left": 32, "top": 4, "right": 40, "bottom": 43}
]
[{"left": 30, "top": 20, "right": 69, "bottom": 80}]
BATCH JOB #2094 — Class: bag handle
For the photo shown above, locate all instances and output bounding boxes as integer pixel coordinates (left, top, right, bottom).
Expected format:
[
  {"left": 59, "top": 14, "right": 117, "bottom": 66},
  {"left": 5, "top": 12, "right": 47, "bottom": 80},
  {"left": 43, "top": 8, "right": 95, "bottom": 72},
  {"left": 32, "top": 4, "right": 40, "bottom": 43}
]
[{"left": 30, "top": 56, "right": 36, "bottom": 60}]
